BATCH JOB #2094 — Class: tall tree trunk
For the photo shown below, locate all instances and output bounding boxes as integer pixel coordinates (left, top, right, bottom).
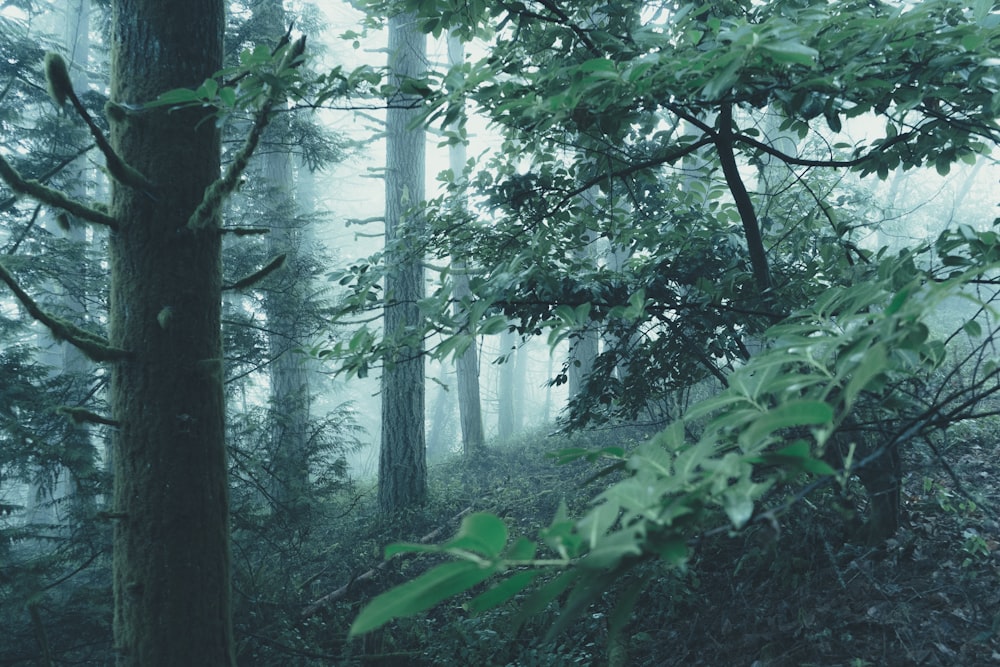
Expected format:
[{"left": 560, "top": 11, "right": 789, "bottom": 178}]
[
  {"left": 426, "top": 364, "right": 454, "bottom": 460},
  {"left": 567, "top": 231, "right": 599, "bottom": 403},
  {"left": 256, "top": 0, "right": 311, "bottom": 514},
  {"left": 263, "top": 136, "right": 311, "bottom": 511},
  {"left": 108, "top": 2, "right": 233, "bottom": 664},
  {"left": 379, "top": 12, "right": 427, "bottom": 515},
  {"left": 447, "top": 33, "right": 485, "bottom": 456},
  {"left": 496, "top": 329, "right": 517, "bottom": 441},
  {"left": 60, "top": 0, "right": 96, "bottom": 522}
]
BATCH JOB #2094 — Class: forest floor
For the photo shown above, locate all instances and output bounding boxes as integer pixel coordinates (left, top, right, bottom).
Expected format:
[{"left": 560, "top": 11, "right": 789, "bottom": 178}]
[
  {"left": 336, "top": 430, "right": 1000, "bottom": 667},
  {"left": 625, "top": 435, "right": 1000, "bottom": 667}
]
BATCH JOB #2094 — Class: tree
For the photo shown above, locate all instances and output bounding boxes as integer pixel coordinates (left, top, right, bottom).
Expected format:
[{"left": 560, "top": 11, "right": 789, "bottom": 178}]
[
  {"left": 379, "top": 11, "right": 428, "bottom": 514},
  {"left": 26, "top": 0, "right": 99, "bottom": 535},
  {"left": 106, "top": 2, "right": 234, "bottom": 664},
  {"left": 0, "top": 0, "right": 312, "bottom": 661},
  {"left": 347, "top": 0, "right": 1000, "bottom": 640},
  {"left": 495, "top": 328, "right": 516, "bottom": 441},
  {"left": 447, "top": 33, "right": 485, "bottom": 455},
  {"left": 253, "top": 0, "right": 314, "bottom": 514}
]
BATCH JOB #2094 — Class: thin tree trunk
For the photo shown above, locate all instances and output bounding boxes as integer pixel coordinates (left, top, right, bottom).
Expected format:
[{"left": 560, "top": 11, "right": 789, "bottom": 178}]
[
  {"left": 497, "top": 328, "right": 517, "bottom": 441},
  {"left": 717, "top": 103, "right": 770, "bottom": 292},
  {"left": 567, "top": 232, "right": 599, "bottom": 404},
  {"left": 379, "top": 12, "right": 427, "bottom": 514},
  {"left": 426, "top": 364, "right": 454, "bottom": 460},
  {"left": 108, "top": 2, "right": 234, "bottom": 664},
  {"left": 257, "top": 0, "right": 311, "bottom": 513},
  {"left": 447, "top": 33, "right": 485, "bottom": 455}
]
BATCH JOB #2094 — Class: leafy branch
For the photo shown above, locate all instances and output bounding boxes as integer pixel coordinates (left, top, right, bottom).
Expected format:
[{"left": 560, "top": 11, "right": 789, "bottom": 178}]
[
  {"left": 187, "top": 35, "right": 307, "bottom": 230},
  {"left": 348, "top": 252, "right": 965, "bottom": 636}
]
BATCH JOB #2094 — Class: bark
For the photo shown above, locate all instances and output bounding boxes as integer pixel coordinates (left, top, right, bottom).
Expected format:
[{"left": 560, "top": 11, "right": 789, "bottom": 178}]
[
  {"left": 497, "top": 328, "right": 517, "bottom": 441},
  {"left": 447, "top": 33, "right": 485, "bottom": 455},
  {"left": 108, "top": 1, "right": 233, "bottom": 664},
  {"left": 716, "top": 103, "right": 771, "bottom": 292},
  {"left": 257, "top": 0, "right": 311, "bottom": 513},
  {"left": 379, "top": 12, "right": 427, "bottom": 515},
  {"left": 263, "top": 136, "right": 311, "bottom": 510}
]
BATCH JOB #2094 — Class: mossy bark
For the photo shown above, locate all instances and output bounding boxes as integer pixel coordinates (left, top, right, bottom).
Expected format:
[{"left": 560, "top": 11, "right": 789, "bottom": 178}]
[
  {"left": 108, "top": 2, "right": 233, "bottom": 665},
  {"left": 379, "top": 12, "right": 428, "bottom": 515}
]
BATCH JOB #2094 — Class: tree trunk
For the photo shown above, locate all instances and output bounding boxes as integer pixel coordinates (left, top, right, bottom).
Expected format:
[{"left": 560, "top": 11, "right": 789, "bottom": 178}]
[
  {"left": 497, "top": 328, "right": 517, "bottom": 441},
  {"left": 257, "top": 0, "right": 311, "bottom": 514},
  {"left": 447, "top": 33, "right": 485, "bottom": 455},
  {"left": 379, "top": 12, "right": 427, "bottom": 515},
  {"left": 108, "top": 2, "right": 234, "bottom": 664},
  {"left": 263, "top": 136, "right": 311, "bottom": 512},
  {"left": 426, "top": 364, "right": 455, "bottom": 460},
  {"left": 716, "top": 103, "right": 770, "bottom": 292}
]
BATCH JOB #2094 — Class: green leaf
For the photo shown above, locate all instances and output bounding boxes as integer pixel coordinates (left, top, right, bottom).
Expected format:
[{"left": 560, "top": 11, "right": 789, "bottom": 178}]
[
  {"left": 144, "top": 87, "right": 201, "bottom": 109},
  {"left": 579, "top": 501, "right": 620, "bottom": 551},
  {"left": 513, "top": 569, "right": 582, "bottom": 633},
  {"left": 577, "top": 57, "right": 618, "bottom": 73},
  {"left": 506, "top": 537, "right": 538, "bottom": 561},
  {"left": 740, "top": 400, "right": 834, "bottom": 448},
  {"left": 349, "top": 561, "right": 496, "bottom": 636},
  {"left": 580, "top": 527, "right": 644, "bottom": 570},
  {"left": 384, "top": 541, "right": 445, "bottom": 559},
  {"left": 760, "top": 40, "right": 819, "bottom": 66},
  {"left": 218, "top": 86, "right": 237, "bottom": 108},
  {"left": 843, "top": 343, "right": 887, "bottom": 407},
  {"left": 884, "top": 287, "right": 910, "bottom": 316},
  {"left": 199, "top": 77, "right": 218, "bottom": 99},
  {"left": 444, "top": 512, "right": 508, "bottom": 559},
  {"left": 825, "top": 109, "right": 842, "bottom": 133},
  {"left": 652, "top": 535, "right": 688, "bottom": 567},
  {"left": 466, "top": 569, "right": 542, "bottom": 613}
]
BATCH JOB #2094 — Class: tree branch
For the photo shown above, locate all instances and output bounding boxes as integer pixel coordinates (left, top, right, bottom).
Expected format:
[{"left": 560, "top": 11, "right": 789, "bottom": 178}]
[
  {"left": 188, "top": 36, "right": 306, "bottom": 230},
  {"left": 0, "top": 260, "right": 129, "bottom": 361},
  {"left": 57, "top": 406, "right": 121, "bottom": 427},
  {"left": 0, "top": 153, "right": 118, "bottom": 229},
  {"left": 46, "top": 53, "right": 153, "bottom": 193},
  {"left": 716, "top": 103, "right": 771, "bottom": 292}
]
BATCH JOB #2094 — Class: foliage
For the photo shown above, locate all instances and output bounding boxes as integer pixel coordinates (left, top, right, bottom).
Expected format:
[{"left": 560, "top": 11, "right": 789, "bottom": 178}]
[
  {"left": 330, "top": 0, "right": 1000, "bottom": 645},
  {"left": 328, "top": 0, "right": 1000, "bottom": 427},
  {"left": 348, "top": 242, "right": 1000, "bottom": 635}
]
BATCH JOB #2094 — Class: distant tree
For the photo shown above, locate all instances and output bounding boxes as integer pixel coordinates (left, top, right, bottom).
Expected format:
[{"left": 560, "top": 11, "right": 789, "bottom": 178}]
[
  {"left": 254, "top": 0, "right": 314, "bottom": 514},
  {"left": 496, "top": 328, "right": 517, "bottom": 441},
  {"left": 26, "top": 0, "right": 99, "bottom": 534},
  {"left": 446, "top": 33, "right": 485, "bottom": 455}
]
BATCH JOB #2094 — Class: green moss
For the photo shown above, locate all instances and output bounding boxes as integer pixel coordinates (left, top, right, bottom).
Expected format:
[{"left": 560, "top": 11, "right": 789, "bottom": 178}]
[{"left": 44, "top": 52, "right": 73, "bottom": 108}]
